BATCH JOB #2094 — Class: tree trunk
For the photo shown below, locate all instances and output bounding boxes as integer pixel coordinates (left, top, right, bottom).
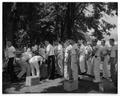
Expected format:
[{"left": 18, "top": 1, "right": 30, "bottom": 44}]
[{"left": 63, "top": 3, "right": 75, "bottom": 40}]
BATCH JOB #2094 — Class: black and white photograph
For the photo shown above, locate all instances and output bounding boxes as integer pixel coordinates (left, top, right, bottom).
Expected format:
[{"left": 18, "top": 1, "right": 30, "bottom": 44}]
[{"left": 2, "top": 2, "right": 118, "bottom": 94}]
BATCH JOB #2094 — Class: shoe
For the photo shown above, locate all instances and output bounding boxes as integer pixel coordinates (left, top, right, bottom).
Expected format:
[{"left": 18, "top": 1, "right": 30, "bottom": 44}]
[
  {"left": 103, "top": 77, "right": 112, "bottom": 81},
  {"left": 11, "top": 80, "right": 19, "bottom": 83},
  {"left": 93, "top": 79, "right": 101, "bottom": 83},
  {"left": 78, "top": 75, "right": 83, "bottom": 79}
]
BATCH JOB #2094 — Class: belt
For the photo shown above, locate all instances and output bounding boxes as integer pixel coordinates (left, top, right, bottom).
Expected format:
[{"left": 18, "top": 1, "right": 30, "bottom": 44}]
[{"left": 95, "top": 55, "right": 100, "bottom": 58}]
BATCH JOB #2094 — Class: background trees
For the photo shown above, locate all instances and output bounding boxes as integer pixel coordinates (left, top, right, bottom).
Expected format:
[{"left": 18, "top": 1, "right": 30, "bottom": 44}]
[{"left": 3, "top": 2, "right": 118, "bottom": 48}]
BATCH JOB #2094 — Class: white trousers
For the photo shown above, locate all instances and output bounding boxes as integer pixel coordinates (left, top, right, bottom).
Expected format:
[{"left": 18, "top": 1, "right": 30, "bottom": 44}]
[
  {"left": 102, "top": 56, "right": 110, "bottom": 78},
  {"left": 87, "top": 57, "right": 93, "bottom": 75},
  {"left": 64, "top": 64, "right": 69, "bottom": 80},
  {"left": 79, "top": 55, "right": 86, "bottom": 73},
  {"left": 64, "top": 53, "right": 69, "bottom": 80},
  {"left": 71, "top": 55, "right": 78, "bottom": 80},
  {"left": 30, "top": 61, "right": 40, "bottom": 77},
  {"left": 93, "top": 56, "right": 101, "bottom": 81}
]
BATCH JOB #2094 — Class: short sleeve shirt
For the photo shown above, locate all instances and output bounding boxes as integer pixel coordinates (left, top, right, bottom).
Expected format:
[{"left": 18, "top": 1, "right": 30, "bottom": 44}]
[
  {"left": 71, "top": 44, "right": 78, "bottom": 55},
  {"left": 6, "top": 46, "right": 16, "bottom": 58},
  {"left": 46, "top": 44, "right": 54, "bottom": 56},
  {"left": 100, "top": 45, "right": 108, "bottom": 55},
  {"left": 110, "top": 45, "right": 117, "bottom": 57}
]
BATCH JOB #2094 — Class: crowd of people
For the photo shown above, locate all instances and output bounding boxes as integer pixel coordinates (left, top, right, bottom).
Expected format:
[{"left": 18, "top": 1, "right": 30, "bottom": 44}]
[{"left": 3, "top": 38, "right": 118, "bottom": 88}]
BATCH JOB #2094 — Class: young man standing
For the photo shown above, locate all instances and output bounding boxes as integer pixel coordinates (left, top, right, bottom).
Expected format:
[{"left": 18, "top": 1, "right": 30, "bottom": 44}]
[
  {"left": 109, "top": 38, "right": 118, "bottom": 87},
  {"left": 70, "top": 40, "right": 79, "bottom": 81},
  {"left": 78, "top": 40, "right": 86, "bottom": 75},
  {"left": 56, "top": 41, "right": 63, "bottom": 76},
  {"left": 64, "top": 40, "right": 72, "bottom": 80},
  {"left": 92, "top": 39, "right": 101, "bottom": 83},
  {"left": 5, "top": 41, "right": 18, "bottom": 83},
  {"left": 45, "top": 41, "right": 55, "bottom": 79},
  {"left": 100, "top": 40, "right": 110, "bottom": 79}
]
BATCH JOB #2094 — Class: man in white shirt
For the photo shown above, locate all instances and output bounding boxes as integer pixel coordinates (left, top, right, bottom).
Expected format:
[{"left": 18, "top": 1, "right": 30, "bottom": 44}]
[
  {"left": 109, "top": 38, "right": 118, "bottom": 87},
  {"left": 100, "top": 40, "right": 110, "bottom": 79},
  {"left": 5, "top": 41, "right": 18, "bottom": 83},
  {"left": 45, "top": 40, "right": 55, "bottom": 79},
  {"left": 92, "top": 39, "right": 101, "bottom": 83},
  {"left": 64, "top": 40, "right": 72, "bottom": 80},
  {"left": 78, "top": 40, "right": 86, "bottom": 75},
  {"left": 70, "top": 40, "right": 79, "bottom": 81},
  {"left": 86, "top": 42, "right": 93, "bottom": 75}
]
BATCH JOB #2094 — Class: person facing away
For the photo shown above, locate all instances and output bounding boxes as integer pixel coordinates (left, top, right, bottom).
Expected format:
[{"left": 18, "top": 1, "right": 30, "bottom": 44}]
[{"left": 29, "top": 55, "right": 44, "bottom": 77}]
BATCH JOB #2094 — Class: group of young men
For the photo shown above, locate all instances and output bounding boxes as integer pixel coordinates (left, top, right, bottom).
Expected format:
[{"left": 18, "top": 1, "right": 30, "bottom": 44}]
[
  {"left": 4, "top": 38, "right": 117, "bottom": 88},
  {"left": 63, "top": 38, "right": 117, "bottom": 87}
]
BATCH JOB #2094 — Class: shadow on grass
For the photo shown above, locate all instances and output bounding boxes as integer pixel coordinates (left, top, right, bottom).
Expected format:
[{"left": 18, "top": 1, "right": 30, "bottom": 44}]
[{"left": 40, "top": 79, "right": 99, "bottom": 93}]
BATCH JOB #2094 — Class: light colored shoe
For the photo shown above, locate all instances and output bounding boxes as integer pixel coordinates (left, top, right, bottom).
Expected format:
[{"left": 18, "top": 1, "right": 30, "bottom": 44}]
[
  {"left": 93, "top": 79, "right": 101, "bottom": 83},
  {"left": 78, "top": 75, "right": 83, "bottom": 79}
]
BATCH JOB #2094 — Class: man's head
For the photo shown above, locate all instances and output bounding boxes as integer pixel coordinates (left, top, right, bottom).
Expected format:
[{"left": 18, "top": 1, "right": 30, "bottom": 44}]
[
  {"left": 7, "top": 41, "right": 12, "bottom": 47},
  {"left": 109, "top": 38, "right": 115, "bottom": 46},
  {"left": 45, "top": 41, "right": 49, "bottom": 46},
  {"left": 70, "top": 40, "right": 75, "bottom": 45},
  {"left": 83, "top": 40, "right": 87, "bottom": 46},
  {"left": 92, "top": 39, "right": 98, "bottom": 46},
  {"left": 77, "top": 39, "right": 82, "bottom": 45},
  {"left": 101, "top": 40, "right": 106, "bottom": 46}
]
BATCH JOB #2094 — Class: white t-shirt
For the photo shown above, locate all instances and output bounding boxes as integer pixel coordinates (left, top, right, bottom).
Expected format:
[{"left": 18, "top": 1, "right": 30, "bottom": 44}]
[
  {"left": 29, "top": 56, "right": 43, "bottom": 64},
  {"left": 100, "top": 45, "right": 108, "bottom": 56},
  {"left": 46, "top": 44, "right": 54, "bottom": 56},
  {"left": 110, "top": 45, "right": 117, "bottom": 57},
  {"left": 6, "top": 46, "right": 16, "bottom": 58},
  {"left": 93, "top": 45, "right": 101, "bottom": 56},
  {"left": 79, "top": 44, "right": 86, "bottom": 56},
  {"left": 71, "top": 43, "right": 78, "bottom": 55},
  {"left": 57, "top": 44, "right": 63, "bottom": 54},
  {"left": 65, "top": 45, "right": 72, "bottom": 61},
  {"left": 21, "top": 52, "right": 32, "bottom": 62},
  {"left": 32, "top": 45, "right": 38, "bottom": 52},
  {"left": 86, "top": 45, "right": 93, "bottom": 55}
]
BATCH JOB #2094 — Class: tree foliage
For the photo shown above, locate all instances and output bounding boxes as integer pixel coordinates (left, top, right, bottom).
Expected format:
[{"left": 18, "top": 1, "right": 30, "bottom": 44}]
[{"left": 3, "top": 2, "right": 118, "bottom": 47}]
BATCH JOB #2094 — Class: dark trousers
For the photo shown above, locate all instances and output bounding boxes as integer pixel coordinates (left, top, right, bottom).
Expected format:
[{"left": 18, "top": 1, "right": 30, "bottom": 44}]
[
  {"left": 47, "top": 55, "right": 55, "bottom": 79},
  {"left": 110, "top": 57, "right": 117, "bottom": 87},
  {"left": 7, "top": 57, "right": 17, "bottom": 82}
]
